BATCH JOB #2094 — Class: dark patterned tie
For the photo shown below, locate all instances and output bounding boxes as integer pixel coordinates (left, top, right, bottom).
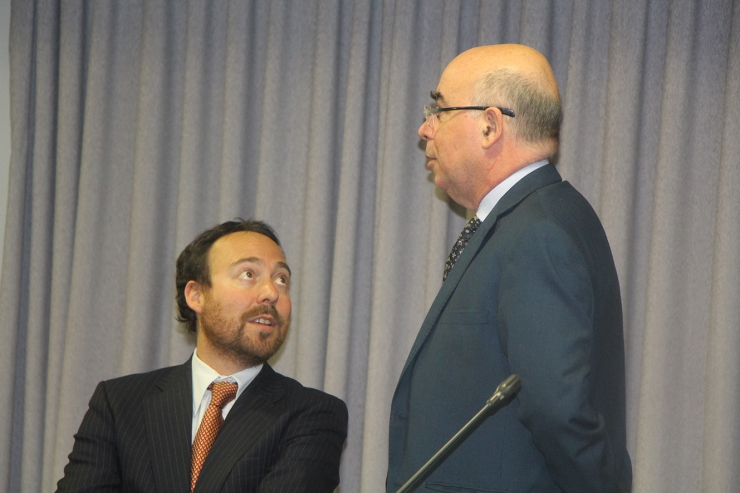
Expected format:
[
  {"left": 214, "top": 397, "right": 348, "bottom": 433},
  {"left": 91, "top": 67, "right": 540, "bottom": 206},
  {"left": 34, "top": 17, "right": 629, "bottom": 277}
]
[
  {"left": 443, "top": 215, "right": 481, "bottom": 281},
  {"left": 191, "top": 381, "right": 238, "bottom": 492}
]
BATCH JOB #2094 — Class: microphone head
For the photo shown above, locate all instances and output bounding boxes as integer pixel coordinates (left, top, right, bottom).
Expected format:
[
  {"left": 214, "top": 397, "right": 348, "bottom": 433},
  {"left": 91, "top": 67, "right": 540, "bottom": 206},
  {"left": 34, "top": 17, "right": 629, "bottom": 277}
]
[{"left": 496, "top": 374, "right": 521, "bottom": 398}]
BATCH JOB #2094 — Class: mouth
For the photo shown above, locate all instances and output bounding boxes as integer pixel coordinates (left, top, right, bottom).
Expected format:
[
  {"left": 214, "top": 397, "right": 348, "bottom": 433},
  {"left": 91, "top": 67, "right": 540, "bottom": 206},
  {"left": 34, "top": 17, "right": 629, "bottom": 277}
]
[
  {"left": 239, "top": 302, "right": 286, "bottom": 334},
  {"left": 241, "top": 304, "right": 285, "bottom": 333},
  {"left": 248, "top": 316, "right": 276, "bottom": 328}
]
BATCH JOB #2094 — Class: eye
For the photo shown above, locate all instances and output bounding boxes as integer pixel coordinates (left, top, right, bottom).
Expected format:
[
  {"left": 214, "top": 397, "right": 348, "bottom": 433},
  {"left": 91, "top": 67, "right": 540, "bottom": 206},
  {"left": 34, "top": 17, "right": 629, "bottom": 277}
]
[
  {"left": 239, "top": 270, "right": 254, "bottom": 280},
  {"left": 275, "top": 274, "right": 289, "bottom": 286}
]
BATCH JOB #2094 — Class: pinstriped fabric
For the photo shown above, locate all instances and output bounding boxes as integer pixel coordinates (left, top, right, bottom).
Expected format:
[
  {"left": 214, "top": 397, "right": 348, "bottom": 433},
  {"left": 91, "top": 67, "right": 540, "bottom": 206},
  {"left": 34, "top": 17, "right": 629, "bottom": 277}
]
[
  {"left": 194, "top": 365, "right": 347, "bottom": 493},
  {"left": 145, "top": 363, "right": 192, "bottom": 492},
  {"left": 56, "top": 360, "right": 348, "bottom": 493},
  {"left": 55, "top": 366, "right": 178, "bottom": 492}
]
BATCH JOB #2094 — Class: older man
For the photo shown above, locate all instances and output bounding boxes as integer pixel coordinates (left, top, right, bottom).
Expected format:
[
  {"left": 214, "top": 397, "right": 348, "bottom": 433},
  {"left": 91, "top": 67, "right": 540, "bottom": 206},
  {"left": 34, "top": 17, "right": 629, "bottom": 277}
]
[
  {"left": 388, "top": 45, "right": 632, "bottom": 492},
  {"left": 57, "top": 219, "right": 348, "bottom": 493}
]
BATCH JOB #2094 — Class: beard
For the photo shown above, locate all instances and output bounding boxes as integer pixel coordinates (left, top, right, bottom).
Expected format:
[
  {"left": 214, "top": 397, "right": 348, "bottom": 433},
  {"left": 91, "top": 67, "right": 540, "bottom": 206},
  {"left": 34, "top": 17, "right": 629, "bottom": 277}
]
[{"left": 199, "top": 297, "right": 290, "bottom": 369}]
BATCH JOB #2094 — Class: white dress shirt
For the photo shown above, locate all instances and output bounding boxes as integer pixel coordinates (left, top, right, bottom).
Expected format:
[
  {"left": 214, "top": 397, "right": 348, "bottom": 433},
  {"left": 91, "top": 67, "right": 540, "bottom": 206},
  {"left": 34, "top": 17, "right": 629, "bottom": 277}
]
[{"left": 476, "top": 160, "right": 548, "bottom": 221}]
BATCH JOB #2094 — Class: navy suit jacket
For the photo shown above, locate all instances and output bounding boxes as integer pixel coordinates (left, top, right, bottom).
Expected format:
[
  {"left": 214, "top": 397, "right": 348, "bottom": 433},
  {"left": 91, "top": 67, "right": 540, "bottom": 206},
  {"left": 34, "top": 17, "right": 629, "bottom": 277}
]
[
  {"left": 57, "top": 360, "right": 348, "bottom": 492},
  {"left": 388, "top": 165, "right": 632, "bottom": 492}
]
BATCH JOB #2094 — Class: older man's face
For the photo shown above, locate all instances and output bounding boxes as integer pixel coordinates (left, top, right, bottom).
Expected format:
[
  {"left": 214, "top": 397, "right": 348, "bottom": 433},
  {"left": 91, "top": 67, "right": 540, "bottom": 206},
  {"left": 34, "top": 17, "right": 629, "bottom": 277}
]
[
  {"left": 417, "top": 69, "right": 486, "bottom": 210},
  {"left": 196, "top": 231, "right": 292, "bottom": 369}
]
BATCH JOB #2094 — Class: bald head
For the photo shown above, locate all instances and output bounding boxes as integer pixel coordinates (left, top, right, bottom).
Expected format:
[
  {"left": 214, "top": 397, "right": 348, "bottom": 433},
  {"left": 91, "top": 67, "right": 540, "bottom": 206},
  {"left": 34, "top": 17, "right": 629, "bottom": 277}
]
[
  {"left": 443, "top": 44, "right": 561, "bottom": 152},
  {"left": 446, "top": 45, "right": 559, "bottom": 96}
]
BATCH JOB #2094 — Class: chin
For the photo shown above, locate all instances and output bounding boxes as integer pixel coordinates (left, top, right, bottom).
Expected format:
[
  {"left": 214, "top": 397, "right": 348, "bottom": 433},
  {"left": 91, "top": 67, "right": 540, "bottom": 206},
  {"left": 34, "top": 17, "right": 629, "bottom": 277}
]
[
  {"left": 248, "top": 325, "right": 288, "bottom": 358},
  {"left": 435, "top": 179, "right": 449, "bottom": 193}
]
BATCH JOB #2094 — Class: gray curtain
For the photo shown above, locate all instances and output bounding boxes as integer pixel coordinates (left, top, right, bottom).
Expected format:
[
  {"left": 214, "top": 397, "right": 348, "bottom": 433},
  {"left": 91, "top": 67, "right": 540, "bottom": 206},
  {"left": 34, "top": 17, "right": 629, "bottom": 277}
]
[{"left": 2, "top": 1, "right": 738, "bottom": 492}]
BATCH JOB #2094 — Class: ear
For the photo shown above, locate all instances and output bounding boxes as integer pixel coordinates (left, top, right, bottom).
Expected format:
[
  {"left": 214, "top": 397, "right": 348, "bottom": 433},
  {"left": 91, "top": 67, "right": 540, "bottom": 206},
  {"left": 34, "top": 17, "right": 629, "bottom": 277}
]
[
  {"left": 185, "top": 280, "right": 205, "bottom": 315},
  {"left": 481, "top": 107, "right": 504, "bottom": 149}
]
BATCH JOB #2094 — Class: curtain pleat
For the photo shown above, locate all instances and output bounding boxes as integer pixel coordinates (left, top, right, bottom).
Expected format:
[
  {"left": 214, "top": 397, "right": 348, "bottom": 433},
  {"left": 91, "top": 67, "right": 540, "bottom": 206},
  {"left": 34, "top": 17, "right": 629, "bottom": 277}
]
[{"left": 2, "top": 1, "right": 739, "bottom": 492}]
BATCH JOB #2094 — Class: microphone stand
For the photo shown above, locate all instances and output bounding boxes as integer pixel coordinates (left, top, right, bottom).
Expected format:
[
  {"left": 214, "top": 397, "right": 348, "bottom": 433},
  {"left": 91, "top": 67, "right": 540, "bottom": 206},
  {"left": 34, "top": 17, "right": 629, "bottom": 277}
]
[{"left": 395, "top": 374, "right": 521, "bottom": 493}]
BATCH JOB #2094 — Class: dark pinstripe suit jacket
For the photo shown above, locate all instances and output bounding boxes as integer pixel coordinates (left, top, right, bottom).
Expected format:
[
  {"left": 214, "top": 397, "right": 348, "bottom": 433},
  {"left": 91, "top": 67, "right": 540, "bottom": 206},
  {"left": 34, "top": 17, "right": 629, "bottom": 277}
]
[{"left": 56, "top": 360, "right": 348, "bottom": 492}]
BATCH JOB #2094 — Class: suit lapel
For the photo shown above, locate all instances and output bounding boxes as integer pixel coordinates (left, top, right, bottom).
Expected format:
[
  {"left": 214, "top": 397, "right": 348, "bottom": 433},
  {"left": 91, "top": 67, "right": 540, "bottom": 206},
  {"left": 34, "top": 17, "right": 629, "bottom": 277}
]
[
  {"left": 144, "top": 359, "right": 193, "bottom": 493},
  {"left": 399, "top": 165, "right": 563, "bottom": 378},
  {"left": 193, "top": 364, "right": 285, "bottom": 493}
]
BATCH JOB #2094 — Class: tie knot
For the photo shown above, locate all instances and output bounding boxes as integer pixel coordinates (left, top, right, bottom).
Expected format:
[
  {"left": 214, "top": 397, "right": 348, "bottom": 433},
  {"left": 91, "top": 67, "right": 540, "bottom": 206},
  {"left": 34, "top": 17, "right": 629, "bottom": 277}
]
[{"left": 208, "top": 381, "right": 238, "bottom": 409}]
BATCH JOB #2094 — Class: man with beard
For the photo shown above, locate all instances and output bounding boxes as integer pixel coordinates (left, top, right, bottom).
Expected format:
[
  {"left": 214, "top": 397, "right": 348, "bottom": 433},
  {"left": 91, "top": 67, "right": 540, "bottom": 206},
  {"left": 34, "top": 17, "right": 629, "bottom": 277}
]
[{"left": 57, "top": 219, "right": 348, "bottom": 493}]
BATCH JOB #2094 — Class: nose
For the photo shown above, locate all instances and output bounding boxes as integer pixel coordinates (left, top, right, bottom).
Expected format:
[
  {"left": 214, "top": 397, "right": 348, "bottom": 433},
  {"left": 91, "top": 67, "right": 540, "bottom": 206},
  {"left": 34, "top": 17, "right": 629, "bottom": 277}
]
[
  {"left": 418, "top": 120, "right": 433, "bottom": 140},
  {"left": 258, "top": 279, "right": 279, "bottom": 305}
]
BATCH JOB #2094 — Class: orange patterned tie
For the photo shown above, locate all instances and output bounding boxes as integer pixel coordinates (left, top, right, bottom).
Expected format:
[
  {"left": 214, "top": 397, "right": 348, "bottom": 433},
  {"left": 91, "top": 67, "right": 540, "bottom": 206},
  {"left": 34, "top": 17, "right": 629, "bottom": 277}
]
[{"left": 191, "top": 381, "right": 238, "bottom": 492}]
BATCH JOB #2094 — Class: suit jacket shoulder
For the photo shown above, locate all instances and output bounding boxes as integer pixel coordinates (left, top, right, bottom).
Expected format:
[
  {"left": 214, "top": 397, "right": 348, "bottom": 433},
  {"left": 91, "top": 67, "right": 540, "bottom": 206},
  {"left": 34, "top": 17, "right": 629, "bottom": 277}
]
[{"left": 56, "top": 361, "right": 193, "bottom": 493}]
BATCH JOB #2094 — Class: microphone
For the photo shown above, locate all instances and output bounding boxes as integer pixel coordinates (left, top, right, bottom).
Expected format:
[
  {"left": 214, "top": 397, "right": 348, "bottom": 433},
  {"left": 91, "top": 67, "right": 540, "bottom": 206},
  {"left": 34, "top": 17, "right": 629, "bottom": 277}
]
[
  {"left": 488, "top": 374, "right": 521, "bottom": 403},
  {"left": 395, "top": 374, "right": 521, "bottom": 493}
]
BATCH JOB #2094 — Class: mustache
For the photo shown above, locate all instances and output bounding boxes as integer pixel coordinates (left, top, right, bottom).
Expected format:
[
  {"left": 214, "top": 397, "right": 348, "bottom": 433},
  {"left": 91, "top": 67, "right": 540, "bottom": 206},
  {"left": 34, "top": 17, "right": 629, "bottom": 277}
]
[{"left": 240, "top": 305, "right": 285, "bottom": 327}]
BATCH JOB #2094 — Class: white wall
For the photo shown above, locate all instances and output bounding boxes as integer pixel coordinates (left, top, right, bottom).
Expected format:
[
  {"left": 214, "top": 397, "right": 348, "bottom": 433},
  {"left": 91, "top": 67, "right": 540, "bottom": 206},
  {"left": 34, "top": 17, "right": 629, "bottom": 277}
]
[{"left": 0, "top": 0, "right": 11, "bottom": 283}]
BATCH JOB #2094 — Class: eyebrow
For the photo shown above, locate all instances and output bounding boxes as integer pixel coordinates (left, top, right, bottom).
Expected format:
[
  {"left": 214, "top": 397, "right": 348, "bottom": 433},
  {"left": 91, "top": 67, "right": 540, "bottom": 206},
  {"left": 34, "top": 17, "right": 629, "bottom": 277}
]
[
  {"left": 430, "top": 90, "right": 444, "bottom": 103},
  {"left": 231, "top": 257, "right": 292, "bottom": 276},
  {"left": 277, "top": 261, "right": 292, "bottom": 276}
]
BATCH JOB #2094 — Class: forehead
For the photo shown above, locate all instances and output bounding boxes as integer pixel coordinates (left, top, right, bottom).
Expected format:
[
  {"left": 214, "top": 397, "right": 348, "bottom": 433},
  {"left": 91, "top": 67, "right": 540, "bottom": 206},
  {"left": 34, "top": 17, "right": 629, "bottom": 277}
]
[
  {"left": 208, "top": 231, "right": 286, "bottom": 269},
  {"left": 436, "top": 54, "right": 484, "bottom": 102},
  {"left": 435, "top": 74, "right": 472, "bottom": 105}
]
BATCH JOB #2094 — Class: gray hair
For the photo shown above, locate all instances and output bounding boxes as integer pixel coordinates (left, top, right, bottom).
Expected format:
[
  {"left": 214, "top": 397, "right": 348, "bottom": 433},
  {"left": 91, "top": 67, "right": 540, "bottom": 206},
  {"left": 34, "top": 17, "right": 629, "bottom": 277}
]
[{"left": 472, "top": 68, "right": 561, "bottom": 145}]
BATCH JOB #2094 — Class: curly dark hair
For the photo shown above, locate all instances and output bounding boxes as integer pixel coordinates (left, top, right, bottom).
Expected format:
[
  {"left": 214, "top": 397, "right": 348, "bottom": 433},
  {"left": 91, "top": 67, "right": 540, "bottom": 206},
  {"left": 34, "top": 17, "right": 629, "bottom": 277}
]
[{"left": 175, "top": 219, "right": 281, "bottom": 333}]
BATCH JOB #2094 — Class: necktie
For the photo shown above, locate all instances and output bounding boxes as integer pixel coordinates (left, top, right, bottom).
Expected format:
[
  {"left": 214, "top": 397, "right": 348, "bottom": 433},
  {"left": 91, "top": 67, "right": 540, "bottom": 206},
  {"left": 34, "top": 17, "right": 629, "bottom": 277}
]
[
  {"left": 191, "top": 381, "right": 238, "bottom": 492},
  {"left": 443, "top": 215, "right": 481, "bottom": 281}
]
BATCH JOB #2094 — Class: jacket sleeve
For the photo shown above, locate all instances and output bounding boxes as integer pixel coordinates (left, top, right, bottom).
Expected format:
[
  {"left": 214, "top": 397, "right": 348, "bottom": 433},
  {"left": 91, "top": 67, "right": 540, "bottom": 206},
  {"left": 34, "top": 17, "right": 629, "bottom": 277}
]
[
  {"left": 256, "top": 392, "right": 348, "bottom": 493},
  {"left": 499, "top": 221, "right": 622, "bottom": 493},
  {"left": 56, "top": 381, "right": 122, "bottom": 493}
]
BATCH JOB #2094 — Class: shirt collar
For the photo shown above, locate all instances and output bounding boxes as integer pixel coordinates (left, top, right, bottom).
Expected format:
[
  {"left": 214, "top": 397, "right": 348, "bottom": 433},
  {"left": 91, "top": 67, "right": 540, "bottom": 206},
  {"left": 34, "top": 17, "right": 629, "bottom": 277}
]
[
  {"left": 191, "top": 349, "right": 263, "bottom": 416},
  {"left": 476, "top": 160, "right": 548, "bottom": 221}
]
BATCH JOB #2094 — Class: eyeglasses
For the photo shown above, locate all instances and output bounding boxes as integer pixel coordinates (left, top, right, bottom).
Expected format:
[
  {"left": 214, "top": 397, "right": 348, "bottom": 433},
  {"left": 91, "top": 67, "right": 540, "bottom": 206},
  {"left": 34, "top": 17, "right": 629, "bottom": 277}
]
[{"left": 423, "top": 104, "right": 515, "bottom": 128}]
